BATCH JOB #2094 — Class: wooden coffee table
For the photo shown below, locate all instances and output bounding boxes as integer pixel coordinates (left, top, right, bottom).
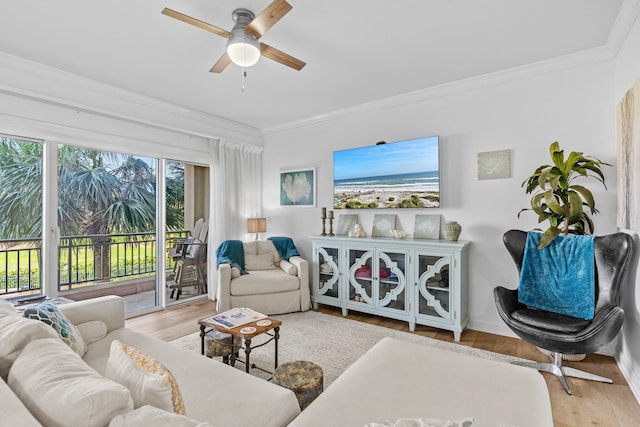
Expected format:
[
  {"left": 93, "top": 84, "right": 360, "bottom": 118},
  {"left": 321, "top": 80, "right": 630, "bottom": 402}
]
[{"left": 198, "top": 316, "right": 282, "bottom": 374}]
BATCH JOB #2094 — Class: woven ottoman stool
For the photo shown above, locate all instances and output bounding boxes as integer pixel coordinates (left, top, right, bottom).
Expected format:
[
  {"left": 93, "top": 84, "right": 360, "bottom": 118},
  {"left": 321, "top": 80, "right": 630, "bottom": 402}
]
[
  {"left": 204, "top": 330, "right": 240, "bottom": 361},
  {"left": 273, "top": 361, "right": 323, "bottom": 410}
]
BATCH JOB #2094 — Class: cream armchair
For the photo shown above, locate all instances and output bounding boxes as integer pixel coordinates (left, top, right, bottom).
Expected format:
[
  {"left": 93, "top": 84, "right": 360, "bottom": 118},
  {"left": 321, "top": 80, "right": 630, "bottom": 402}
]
[{"left": 216, "top": 240, "right": 310, "bottom": 315}]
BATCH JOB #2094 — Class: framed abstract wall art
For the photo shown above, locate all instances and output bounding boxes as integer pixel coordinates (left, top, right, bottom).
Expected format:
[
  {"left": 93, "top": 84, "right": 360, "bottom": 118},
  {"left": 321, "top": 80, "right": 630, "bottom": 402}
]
[
  {"left": 477, "top": 149, "right": 511, "bottom": 180},
  {"left": 280, "top": 168, "right": 316, "bottom": 206}
]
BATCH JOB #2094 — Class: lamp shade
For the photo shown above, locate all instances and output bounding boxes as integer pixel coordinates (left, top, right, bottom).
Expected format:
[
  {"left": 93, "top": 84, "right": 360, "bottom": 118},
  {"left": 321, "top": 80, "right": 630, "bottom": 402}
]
[
  {"left": 227, "top": 30, "right": 261, "bottom": 67},
  {"left": 247, "top": 217, "right": 267, "bottom": 234}
]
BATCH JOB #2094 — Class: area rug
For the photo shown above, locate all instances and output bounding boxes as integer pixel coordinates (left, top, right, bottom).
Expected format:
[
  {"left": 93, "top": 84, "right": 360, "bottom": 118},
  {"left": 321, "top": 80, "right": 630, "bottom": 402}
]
[{"left": 170, "top": 311, "right": 527, "bottom": 387}]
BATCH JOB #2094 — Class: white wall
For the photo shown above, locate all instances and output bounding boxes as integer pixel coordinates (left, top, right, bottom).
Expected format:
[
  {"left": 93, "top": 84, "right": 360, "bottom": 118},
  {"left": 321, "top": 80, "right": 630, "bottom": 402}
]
[
  {"left": 613, "top": 12, "right": 640, "bottom": 402},
  {"left": 262, "top": 61, "right": 617, "bottom": 338}
]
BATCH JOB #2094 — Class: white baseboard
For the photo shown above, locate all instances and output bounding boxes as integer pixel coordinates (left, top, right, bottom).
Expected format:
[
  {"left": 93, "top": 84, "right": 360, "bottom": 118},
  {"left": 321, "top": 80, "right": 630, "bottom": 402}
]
[{"left": 617, "top": 349, "right": 640, "bottom": 404}]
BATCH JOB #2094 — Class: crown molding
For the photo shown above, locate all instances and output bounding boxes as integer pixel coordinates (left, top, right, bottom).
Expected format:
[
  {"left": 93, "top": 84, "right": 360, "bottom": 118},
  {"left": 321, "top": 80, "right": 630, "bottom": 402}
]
[
  {"left": 0, "top": 52, "right": 264, "bottom": 146},
  {"left": 262, "top": 0, "right": 640, "bottom": 137},
  {"left": 262, "top": 46, "right": 613, "bottom": 137},
  {"left": 607, "top": 0, "right": 640, "bottom": 57}
]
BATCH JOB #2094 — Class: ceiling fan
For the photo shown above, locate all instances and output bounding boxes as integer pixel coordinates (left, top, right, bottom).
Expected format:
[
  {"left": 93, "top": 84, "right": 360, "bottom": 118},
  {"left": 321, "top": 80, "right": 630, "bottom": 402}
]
[{"left": 161, "top": 0, "right": 306, "bottom": 73}]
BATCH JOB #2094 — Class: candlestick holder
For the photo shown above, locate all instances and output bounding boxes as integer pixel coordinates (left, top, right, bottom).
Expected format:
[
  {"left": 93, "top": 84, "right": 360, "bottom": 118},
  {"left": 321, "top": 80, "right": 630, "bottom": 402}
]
[
  {"left": 321, "top": 217, "right": 327, "bottom": 236},
  {"left": 328, "top": 218, "right": 334, "bottom": 236}
]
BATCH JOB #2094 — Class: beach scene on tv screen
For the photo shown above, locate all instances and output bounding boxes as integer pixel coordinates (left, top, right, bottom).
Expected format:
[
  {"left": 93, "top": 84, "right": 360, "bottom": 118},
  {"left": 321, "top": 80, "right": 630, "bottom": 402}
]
[{"left": 333, "top": 136, "right": 440, "bottom": 209}]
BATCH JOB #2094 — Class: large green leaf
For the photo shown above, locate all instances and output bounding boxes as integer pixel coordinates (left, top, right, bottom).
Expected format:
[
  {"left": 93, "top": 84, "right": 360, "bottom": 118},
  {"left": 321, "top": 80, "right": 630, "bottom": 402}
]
[
  {"left": 538, "top": 227, "right": 562, "bottom": 249},
  {"left": 543, "top": 189, "right": 565, "bottom": 215},
  {"left": 567, "top": 191, "right": 584, "bottom": 223},
  {"left": 570, "top": 184, "right": 595, "bottom": 212},
  {"left": 563, "top": 151, "right": 582, "bottom": 176}
]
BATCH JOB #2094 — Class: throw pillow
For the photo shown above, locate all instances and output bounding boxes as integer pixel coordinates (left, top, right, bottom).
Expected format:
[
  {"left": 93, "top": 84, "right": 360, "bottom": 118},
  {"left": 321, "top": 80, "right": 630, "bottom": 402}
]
[
  {"left": 243, "top": 240, "right": 258, "bottom": 256},
  {"left": 76, "top": 320, "right": 108, "bottom": 345},
  {"left": 258, "top": 240, "right": 282, "bottom": 264},
  {"left": 23, "top": 300, "right": 87, "bottom": 356},
  {"left": 0, "top": 316, "right": 58, "bottom": 380},
  {"left": 8, "top": 338, "right": 133, "bottom": 427},
  {"left": 245, "top": 253, "right": 276, "bottom": 271},
  {"left": 280, "top": 260, "right": 298, "bottom": 275},
  {"left": 109, "top": 405, "right": 215, "bottom": 427},
  {"left": 106, "top": 340, "right": 186, "bottom": 415}
]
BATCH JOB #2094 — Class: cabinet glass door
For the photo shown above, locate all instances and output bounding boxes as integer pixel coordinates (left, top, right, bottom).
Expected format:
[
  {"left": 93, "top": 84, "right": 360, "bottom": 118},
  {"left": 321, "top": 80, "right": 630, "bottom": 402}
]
[
  {"left": 377, "top": 250, "right": 407, "bottom": 313},
  {"left": 316, "top": 246, "right": 341, "bottom": 301},
  {"left": 415, "top": 253, "right": 451, "bottom": 321},
  {"left": 348, "top": 248, "right": 374, "bottom": 307}
]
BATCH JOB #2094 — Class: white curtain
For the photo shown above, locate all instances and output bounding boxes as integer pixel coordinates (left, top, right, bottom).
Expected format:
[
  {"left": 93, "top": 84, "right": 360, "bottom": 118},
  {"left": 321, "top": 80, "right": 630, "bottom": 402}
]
[{"left": 208, "top": 139, "right": 263, "bottom": 295}]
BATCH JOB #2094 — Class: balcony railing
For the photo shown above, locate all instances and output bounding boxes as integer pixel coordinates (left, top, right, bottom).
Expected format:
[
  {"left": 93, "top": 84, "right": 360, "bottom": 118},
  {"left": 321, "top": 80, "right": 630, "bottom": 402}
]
[{"left": 0, "top": 230, "right": 189, "bottom": 295}]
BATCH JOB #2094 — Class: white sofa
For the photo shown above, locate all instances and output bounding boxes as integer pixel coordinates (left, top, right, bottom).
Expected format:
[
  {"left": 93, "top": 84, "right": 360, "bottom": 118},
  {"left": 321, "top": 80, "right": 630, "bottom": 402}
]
[
  {"left": 0, "top": 296, "right": 300, "bottom": 427},
  {"left": 216, "top": 240, "right": 310, "bottom": 315},
  {"left": 2, "top": 295, "right": 553, "bottom": 427}
]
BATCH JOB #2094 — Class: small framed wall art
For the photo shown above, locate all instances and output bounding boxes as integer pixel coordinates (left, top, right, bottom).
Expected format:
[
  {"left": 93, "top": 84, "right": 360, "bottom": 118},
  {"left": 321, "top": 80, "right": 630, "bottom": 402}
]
[
  {"left": 414, "top": 214, "right": 440, "bottom": 239},
  {"left": 477, "top": 149, "right": 511, "bottom": 180},
  {"left": 372, "top": 214, "right": 396, "bottom": 237},
  {"left": 280, "top": 168, "right": 316, "bottom": 206},
  {"left": 336, "top": 214, "right": 358, "bottom": 235}
]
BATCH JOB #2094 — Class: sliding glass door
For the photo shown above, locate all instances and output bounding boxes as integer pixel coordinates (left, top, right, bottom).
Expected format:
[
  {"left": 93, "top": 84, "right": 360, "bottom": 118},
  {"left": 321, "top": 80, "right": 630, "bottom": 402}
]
[
  {"left": 0, "top": 136, "right": 44, "bottom": 299},
  {"left": 56, "top": 145, "right": 159, "bottom": 314},
  {"left": 165, "top": 161, "right": 210, "bottom": 305},
  {"left": 0, "top": 133, "right": 211, "bottom": 314}
]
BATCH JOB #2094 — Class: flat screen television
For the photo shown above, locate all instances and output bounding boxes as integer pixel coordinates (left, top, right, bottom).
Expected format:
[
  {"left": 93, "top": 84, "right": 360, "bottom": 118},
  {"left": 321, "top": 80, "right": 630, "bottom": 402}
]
[{"left": 333, "top": 136, "right": 439, "bottom": 209}]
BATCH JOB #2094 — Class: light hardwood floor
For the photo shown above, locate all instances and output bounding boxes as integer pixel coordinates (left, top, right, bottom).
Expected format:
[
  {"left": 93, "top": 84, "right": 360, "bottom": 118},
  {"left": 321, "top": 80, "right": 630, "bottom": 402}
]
[{"left": 126, "top": 299, "right": 640, "bottom": 426}]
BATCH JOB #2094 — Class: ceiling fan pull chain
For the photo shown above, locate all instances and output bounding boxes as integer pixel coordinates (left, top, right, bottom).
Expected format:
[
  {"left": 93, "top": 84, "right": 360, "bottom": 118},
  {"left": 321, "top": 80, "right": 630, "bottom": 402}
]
[{"left": 241, "top": 67, "right": 247, "bottom": 92}]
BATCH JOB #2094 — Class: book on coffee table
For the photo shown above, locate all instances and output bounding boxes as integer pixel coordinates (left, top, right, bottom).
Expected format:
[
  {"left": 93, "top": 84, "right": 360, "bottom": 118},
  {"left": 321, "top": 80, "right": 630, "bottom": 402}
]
[{"left": 202, "top": 307, "right": 267, "bottom": 329}]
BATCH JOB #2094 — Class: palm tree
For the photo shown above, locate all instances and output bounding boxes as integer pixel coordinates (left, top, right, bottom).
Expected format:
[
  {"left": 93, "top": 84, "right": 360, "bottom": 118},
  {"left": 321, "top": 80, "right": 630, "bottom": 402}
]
[
  {"left": 0, "top": 138, "right": 185, "bottom": 282},
  {"left": 0, "top": 138, "right": 43, "bottom": 239}
]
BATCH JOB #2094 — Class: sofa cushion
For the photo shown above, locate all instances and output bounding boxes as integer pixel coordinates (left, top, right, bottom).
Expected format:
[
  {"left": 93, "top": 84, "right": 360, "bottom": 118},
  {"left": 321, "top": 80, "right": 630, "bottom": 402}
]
[
  {"left": 23, "top": 300, "right": 87, "bottom": 356},
  {"left": 109, "top": 405, "right": 215, "bottom": 427},
  {"left": 258, "top": 240, "right": 282, "bottom": 264},
  {"left": 77, "top": 320, "right": 108, "bottom": 345},
  {"left": 82, "top": 327, "right": 301, "bottom": 427},
  {"left": 8, "top": 338, "right": 133, "bottom": 427},
  {"left": 0, "top": 315, "right": 58, "bottom": 380},
  {"left": 231, "top": 267, "right": 242, "bottom": 278},
  {"left": 106, "top": 340, "right": 186, "bottom": 415},
  {"left": 230, "top": 270, "right": 301, "bottom": 296},
  {"left": 0, "top": 299, "right": 18, "bottom": 318},
  {"left": 0, "top": 376, "right": 42, "bottom": 427},
  {"left": 245, "top": 253, "right": 276, "bottom": 271}
]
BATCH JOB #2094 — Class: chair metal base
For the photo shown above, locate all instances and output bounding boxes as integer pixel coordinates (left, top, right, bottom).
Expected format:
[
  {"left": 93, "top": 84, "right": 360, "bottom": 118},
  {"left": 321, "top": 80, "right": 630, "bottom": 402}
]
[{"left": 511, "top": 351, "right": 612, "bottom": 395}]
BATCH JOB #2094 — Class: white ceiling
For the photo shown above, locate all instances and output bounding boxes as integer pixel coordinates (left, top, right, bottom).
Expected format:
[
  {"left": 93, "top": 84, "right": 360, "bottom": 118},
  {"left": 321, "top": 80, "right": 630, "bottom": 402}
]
[{"left": 0, "top": 0, "right": 627, "bottom": 132}]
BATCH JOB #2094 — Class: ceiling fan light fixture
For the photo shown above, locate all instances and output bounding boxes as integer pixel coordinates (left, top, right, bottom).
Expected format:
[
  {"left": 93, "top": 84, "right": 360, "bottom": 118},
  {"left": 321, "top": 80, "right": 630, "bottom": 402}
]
[{"left": 227, "top": 31, "right": 261, "bottom": 67}]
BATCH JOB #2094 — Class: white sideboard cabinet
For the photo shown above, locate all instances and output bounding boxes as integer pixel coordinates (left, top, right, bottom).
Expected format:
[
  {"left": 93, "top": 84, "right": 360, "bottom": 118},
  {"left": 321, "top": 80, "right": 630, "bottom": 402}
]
[{"left": 310, "top": 235, "right": 470, "bottom": 341}]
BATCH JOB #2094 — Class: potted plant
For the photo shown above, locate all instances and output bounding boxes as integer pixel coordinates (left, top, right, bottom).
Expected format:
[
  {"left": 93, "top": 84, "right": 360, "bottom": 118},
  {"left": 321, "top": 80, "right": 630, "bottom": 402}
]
[{"left": 519, "top": 141, "right": 609, "bottom": 249}]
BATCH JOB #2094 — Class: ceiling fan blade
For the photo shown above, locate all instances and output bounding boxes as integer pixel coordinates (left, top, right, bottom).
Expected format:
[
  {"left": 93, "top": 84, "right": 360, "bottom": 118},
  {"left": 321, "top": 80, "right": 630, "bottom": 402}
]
[
  {"left": 245, "top": 0, "right": 292, "bottom": 39},
  {"left": 260, "top": 43, "right": 306, "bottom": 71},
  {"left": 210, "top": 52, "right": 232, "bottom": 73},
  {"left": 162, "top": 8, "right": 231, "bottom": 38}
]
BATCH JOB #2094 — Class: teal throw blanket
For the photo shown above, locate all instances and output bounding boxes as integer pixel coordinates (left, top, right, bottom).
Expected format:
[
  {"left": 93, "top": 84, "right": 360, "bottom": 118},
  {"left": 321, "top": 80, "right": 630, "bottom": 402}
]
[
  {"left": 518, "top": 232, "right": 595, "bottom": 319},
  {"left": 215, "top": 240, "right": 247, "bottom": 274},
  {"left": 267, "top": 236, "right": 300, "bottom": 260}
]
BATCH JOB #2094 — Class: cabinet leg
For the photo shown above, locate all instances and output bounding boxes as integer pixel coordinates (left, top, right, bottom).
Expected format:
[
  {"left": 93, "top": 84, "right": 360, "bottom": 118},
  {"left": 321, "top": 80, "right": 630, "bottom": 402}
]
[
  {"left": 342, "top": 307, "right": 348, "bottom": 316},
  {"left": 409, "top": 321, "right": 415, "bottom": 332},
  {"left": 454, "top": 331, "right": 461, "bottom": 342}
]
